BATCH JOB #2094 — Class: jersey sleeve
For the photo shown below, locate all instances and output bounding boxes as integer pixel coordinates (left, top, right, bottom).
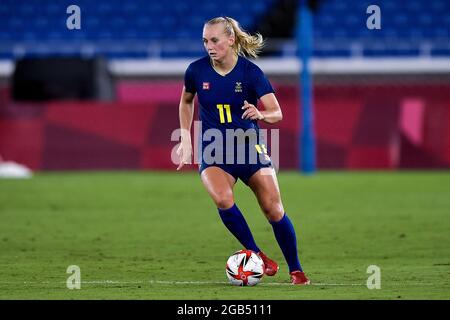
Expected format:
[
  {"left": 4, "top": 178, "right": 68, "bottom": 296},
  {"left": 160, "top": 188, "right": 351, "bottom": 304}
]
[
  {"left": 251, "top": 64, "right": 275, "bottom": 98},
  {"left": 184, "top": 63, "right": 197, "bottom": 94}
]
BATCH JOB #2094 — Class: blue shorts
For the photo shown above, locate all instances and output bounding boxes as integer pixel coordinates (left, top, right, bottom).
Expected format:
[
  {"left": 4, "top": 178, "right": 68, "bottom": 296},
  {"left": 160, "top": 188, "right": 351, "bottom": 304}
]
[
  {"left": 199, "top": 153, "right": 272, "bottom": 185},
  {"left": 199, "top": 162, "right": 272, "bottom": 185}
]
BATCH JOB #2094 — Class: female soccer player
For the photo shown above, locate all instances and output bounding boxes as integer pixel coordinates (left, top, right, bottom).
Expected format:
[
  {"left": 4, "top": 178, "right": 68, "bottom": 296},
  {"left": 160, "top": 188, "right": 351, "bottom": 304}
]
[{"left": 176, "top": 16, "right": 310, "bottom": 285}]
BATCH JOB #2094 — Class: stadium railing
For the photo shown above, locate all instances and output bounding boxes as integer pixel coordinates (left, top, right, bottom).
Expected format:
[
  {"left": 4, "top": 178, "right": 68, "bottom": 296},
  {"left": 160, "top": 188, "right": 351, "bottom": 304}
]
[{"left": 1, "top": 38, "right": 450, "bottom": 77}]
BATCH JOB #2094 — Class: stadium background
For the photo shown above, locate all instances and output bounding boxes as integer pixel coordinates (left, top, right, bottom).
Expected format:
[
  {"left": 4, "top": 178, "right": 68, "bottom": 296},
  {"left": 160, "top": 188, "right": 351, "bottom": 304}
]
[
  {"left": 1, "top": 0, "right": 449, "bottom": 170},
  {"left": 0, "top": 0, "right": 449, "bottom": 301}
]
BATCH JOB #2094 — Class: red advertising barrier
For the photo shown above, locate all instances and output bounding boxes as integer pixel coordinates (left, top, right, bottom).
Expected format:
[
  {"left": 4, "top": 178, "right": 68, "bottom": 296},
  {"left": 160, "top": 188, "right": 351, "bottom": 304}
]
[{"left": 0, "top": 81, "right": 449, "bottom": 170}]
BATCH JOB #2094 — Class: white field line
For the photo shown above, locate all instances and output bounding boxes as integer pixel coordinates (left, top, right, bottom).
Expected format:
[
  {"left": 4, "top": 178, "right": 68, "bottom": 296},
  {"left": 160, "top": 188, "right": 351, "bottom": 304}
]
[
  {"left": 149, "top": 280, "right": 365, "bottom": 286},
  {"left": 0, "top": 280, "right": 443, "bottom": 287},
  {"left": 0, "top": 280, "right": 362, "bottom": 286}
]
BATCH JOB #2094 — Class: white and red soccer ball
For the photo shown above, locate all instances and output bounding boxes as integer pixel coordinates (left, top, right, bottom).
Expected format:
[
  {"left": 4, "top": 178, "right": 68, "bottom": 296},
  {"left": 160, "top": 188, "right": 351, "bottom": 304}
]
[{"left": 225, "top": 249, "right": 264, "bottom": 286}]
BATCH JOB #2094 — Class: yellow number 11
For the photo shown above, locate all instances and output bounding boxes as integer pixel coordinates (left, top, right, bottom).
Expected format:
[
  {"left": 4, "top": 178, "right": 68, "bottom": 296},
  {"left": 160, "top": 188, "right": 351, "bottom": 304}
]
[{"left": 217, "top": 104, "right": 232, "bottom": 123}]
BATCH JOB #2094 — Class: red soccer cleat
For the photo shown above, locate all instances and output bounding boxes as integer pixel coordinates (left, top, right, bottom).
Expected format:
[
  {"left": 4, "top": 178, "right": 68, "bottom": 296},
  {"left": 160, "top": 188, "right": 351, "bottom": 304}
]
[
  {"left": 257, "top": 251, "right": 279, "bottom": 276},
  {"left": 290, "top": 271, "right": 311, "bottom": 285}
]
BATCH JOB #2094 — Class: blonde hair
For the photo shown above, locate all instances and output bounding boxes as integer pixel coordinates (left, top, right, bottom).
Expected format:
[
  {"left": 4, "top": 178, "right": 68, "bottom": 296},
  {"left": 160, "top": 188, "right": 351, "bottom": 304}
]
[{"left": 205, "top": 16, "right": 265, "bottom": 58}]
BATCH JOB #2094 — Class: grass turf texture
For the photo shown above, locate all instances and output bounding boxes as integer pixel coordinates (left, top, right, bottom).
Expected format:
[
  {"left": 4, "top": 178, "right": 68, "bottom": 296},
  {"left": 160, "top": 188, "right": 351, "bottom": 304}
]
[{"left": 0, "top": 171, "right": 449, "bottom": 300}]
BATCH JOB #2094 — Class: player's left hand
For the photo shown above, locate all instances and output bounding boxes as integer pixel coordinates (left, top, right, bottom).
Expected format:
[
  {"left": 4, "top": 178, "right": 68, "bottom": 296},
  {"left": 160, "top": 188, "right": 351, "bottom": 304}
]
[{"left": 241, "top": 100, "right": 264, "bottom": 120}]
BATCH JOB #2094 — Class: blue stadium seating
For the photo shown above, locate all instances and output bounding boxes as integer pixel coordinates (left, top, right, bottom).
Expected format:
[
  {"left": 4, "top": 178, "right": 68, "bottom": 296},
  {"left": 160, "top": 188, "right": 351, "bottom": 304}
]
[{"left": 0, "top": 0, "right": 448, "bottom": 59}]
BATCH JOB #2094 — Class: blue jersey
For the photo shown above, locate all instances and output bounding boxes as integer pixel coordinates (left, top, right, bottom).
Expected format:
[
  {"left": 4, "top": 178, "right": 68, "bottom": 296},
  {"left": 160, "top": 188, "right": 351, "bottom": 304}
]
[
  {"left": 184, "top": 55, "right": 274, "bottom": 134},
  {"left": 184, "top": 56, "right": 274, "bottom": 164},
  {"left": 184, "top": 56, "right": 274, "bottom": 184}
]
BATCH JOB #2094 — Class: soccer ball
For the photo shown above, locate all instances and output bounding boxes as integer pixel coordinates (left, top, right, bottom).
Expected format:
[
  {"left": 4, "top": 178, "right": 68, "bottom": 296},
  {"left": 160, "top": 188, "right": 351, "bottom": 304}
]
[{"left": 225, "top": 249, "right": 264, "bottom": 286}]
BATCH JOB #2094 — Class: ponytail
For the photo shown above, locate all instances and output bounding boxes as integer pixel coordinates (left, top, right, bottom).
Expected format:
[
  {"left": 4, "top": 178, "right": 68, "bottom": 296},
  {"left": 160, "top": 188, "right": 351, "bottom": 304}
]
[{"left": 205, "top": 16, "right": 265, "bottom": 58}]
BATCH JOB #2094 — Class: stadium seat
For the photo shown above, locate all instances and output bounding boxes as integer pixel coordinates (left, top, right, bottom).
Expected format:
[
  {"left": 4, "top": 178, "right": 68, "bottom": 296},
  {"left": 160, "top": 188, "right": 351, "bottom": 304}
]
[{"left": 0, "top": 0, "right": 448, "bottom": 59}]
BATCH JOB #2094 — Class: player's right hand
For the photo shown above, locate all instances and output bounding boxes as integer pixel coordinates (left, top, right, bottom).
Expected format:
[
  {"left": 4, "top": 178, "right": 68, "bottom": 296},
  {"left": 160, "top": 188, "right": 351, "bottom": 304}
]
[{"left": 176, "top": 142, "right": 192, "bottom": 171}]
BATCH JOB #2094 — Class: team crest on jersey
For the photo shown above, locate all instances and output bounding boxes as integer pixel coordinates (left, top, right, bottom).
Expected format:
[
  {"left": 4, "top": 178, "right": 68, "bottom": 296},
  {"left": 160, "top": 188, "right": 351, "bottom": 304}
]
[
  {"left": 235, "top": 82, "right": 242, "bottom": 93},
  {"left": 203, "top": 82, "right": 210, "bottom": 90}
]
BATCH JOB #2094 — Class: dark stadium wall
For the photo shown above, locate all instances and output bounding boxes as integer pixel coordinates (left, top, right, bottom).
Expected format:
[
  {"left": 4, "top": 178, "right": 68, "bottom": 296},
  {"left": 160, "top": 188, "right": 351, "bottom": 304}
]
[
  {"left": 0, "top": 81, "right": 449, "bottom": 170},
  {"left": 12, "top": 57, "right": 115, "bottom": 102}
]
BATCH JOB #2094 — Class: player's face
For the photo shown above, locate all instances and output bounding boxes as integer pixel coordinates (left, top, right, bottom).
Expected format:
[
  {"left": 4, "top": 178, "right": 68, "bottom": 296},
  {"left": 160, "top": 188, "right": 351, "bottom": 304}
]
[{"left": 203, "top": 23, "right": 234, "bottom": 62}]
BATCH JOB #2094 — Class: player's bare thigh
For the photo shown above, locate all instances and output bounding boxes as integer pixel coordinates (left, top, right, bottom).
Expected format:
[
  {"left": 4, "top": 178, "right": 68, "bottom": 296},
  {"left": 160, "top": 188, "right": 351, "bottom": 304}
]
[
  {"left": 200, "top": 166, "right": 237, "bottom": 209},
  {"left": 247, "top": 167, "right": 285, "bottom": 222}
]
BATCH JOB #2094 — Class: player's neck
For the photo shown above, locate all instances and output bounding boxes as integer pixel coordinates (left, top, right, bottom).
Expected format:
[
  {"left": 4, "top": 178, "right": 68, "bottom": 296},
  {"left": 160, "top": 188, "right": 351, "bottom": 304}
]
[{"left": 211, "top": 54, "right": 238, "bottom": 76}]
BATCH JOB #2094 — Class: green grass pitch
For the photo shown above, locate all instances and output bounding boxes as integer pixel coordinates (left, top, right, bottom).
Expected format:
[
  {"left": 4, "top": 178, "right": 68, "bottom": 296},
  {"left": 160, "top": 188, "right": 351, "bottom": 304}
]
[{"left": 0, "top": 171, "right": 449, "bottom": 299}]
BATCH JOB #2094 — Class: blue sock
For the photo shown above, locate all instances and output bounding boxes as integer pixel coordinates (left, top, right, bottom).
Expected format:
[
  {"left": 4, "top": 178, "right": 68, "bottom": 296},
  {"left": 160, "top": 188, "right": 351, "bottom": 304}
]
[
  {"left": 218, "top": 204, "right": 260, "bottom": 253},
  {"left": 270, "top": 213, "right": 303, "bottom": 273}
]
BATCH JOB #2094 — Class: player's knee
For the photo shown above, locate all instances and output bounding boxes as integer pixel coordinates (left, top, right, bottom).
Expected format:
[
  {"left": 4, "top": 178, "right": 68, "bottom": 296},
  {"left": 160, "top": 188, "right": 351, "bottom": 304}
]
[
  {"left": 214, "top": 191, "right": 234, "bottom": 209},
  {"left": 262, "top": 201, "right": 284, "bottom": 221}
]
